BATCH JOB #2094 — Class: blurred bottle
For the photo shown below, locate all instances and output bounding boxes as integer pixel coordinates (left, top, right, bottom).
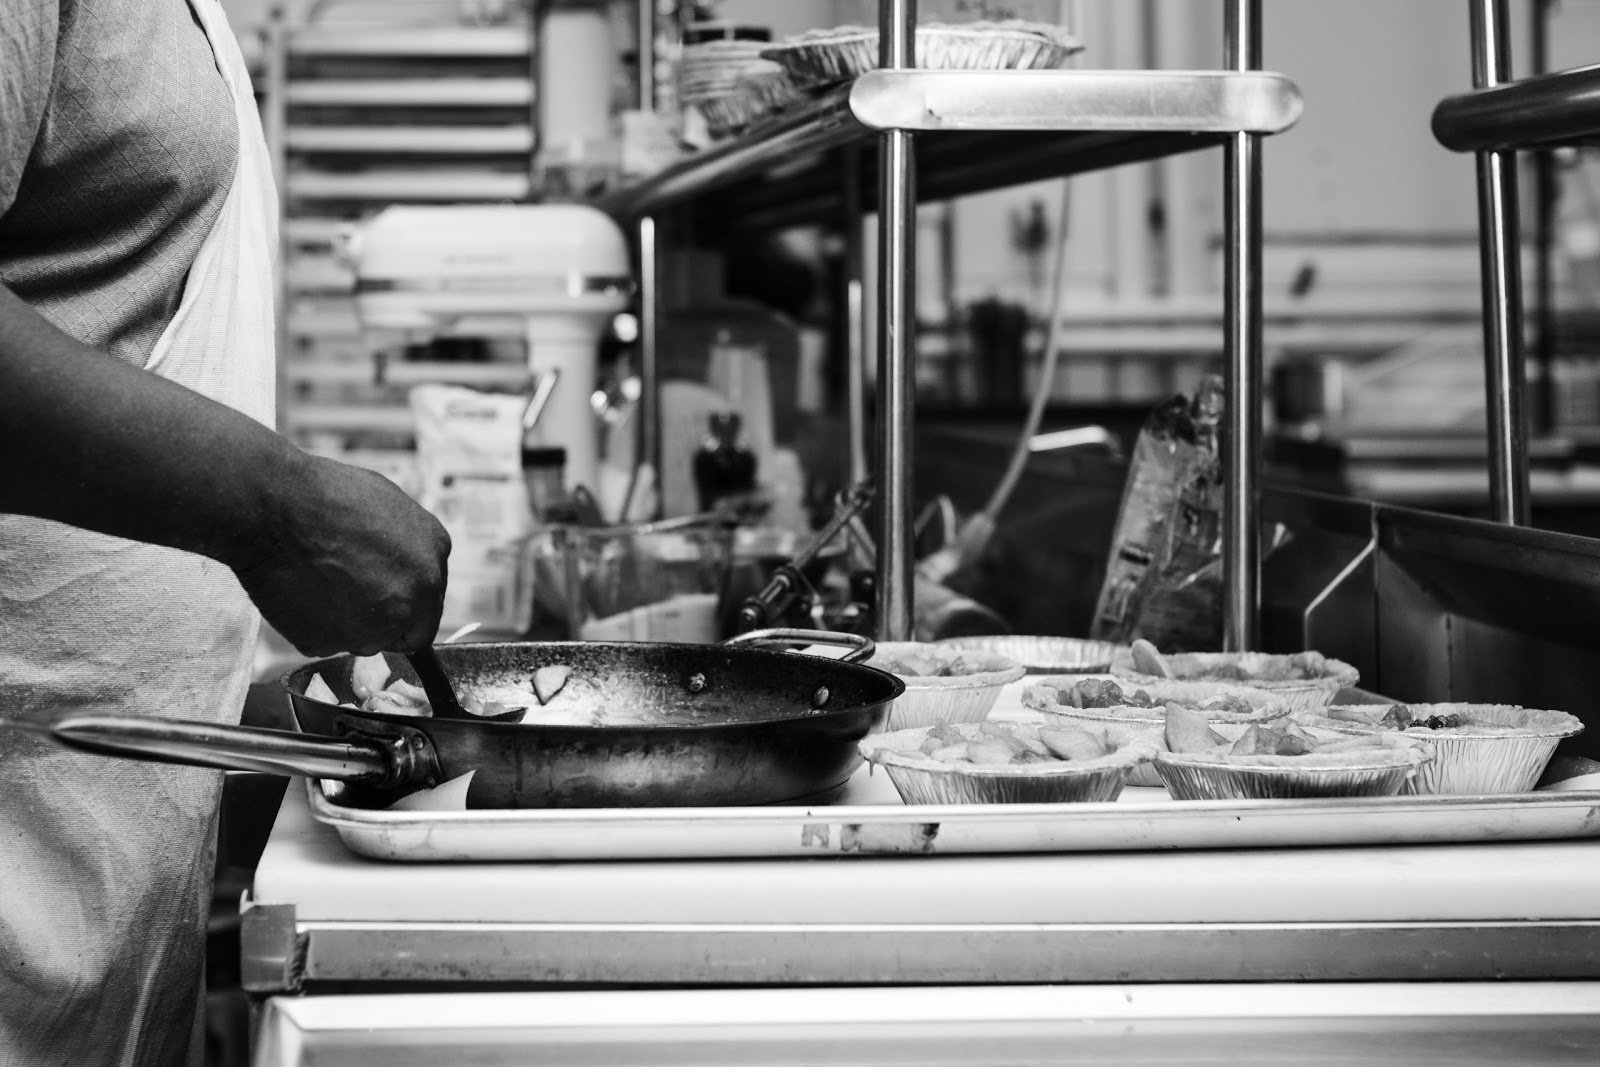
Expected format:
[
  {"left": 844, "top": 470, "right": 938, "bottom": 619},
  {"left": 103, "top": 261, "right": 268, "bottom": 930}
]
[
  {"left": 519, "top": 444, "right": 571, "bottom": 638},
  {"left": 536, "top": 0, "right": 619, "bottom": 199},
  {"left": 763, "top": 447, "right": 809, "bottom": 536},
  {"left": 521, "top": 445, "right": 568, "bottom": 522},
  {"left": 693, "top": 411, "right": 758, "bottom": 513}
]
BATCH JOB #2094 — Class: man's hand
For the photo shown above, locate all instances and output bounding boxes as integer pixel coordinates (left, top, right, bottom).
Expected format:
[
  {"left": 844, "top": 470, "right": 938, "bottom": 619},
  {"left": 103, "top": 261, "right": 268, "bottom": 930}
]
[{"left": 230, "top": 454, "right": 450, "bottom": 656}]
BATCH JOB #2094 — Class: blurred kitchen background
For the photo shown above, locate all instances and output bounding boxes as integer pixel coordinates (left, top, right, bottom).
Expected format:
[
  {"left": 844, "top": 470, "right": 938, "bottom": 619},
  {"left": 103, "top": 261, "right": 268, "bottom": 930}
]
[{"left": 217, "top": 0, "right": 1600, "bottom": 641}]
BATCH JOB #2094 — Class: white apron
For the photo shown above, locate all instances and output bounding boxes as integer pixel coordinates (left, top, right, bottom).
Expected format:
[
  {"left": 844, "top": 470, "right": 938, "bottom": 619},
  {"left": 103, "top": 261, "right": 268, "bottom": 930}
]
[{"left": 0, "top": 1, "right": 277, "bottom": 1064}]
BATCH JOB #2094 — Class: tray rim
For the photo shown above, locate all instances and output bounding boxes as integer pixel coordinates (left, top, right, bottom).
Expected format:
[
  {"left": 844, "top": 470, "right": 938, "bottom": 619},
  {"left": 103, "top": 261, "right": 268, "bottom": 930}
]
[{"left": 306, "top": 776, "right": 1600, "bottom": 830}]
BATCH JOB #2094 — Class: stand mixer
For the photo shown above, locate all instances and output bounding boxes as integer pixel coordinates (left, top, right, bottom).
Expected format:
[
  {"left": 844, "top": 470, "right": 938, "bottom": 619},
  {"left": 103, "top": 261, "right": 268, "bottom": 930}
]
[{"left": 341, "top": 203, "right": 633, "bottom": 492}]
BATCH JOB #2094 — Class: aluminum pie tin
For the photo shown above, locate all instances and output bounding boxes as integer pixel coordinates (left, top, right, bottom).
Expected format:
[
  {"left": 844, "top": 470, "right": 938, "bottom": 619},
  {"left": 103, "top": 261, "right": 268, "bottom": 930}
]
[
  {"left": 1111, "top": 650, "right": 1360, "bottom": 715},
  {"left": 1153, "top": 724, "right": 1432, "bottom": 802},
  {"left": 680, "top": 42, "right": 793, "bottom": 128},
  {"left": 694, "top": 93, "right": 776, "bottom": 137},
  {"left": 869, "top": 642, "right": 1027, "bottom": 732},
  {"left": 1297, "top": 703, "right": 1585, "bottom": 795},
  {"left": 936, "top": 635, "right": 1125, "bottom": 675},
  {"left": 1024, "top": 679, "right": 1291, "bottom": 788},
  {"left": 761, "top": 21, "right": 1085, "bottom": 90},
  {"left": 859, "top": 722, "right": 1159, "bottom": 805}
]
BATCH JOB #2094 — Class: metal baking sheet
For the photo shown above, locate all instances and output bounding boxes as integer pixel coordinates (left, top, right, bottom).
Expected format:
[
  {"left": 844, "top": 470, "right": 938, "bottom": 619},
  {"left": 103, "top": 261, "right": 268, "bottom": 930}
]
[
  {"left": 304, "top": 679, "right": 1600, "bottom": 862},
  {"left": 305, "top": 775, "right": 1600, "bottom": 863}
]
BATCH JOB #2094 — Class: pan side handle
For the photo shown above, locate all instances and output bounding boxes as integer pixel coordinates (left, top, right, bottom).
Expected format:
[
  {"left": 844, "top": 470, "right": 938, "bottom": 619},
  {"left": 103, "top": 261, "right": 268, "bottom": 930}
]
[
  {"left": 48, "top": 714, "right": 417, "bottom": 787},
  {"left": 723, "top": 628, "right": 875, "bottom": 664}
]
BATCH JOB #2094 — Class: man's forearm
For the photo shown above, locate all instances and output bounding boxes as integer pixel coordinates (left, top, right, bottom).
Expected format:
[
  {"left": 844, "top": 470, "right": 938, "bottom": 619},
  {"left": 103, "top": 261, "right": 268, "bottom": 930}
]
[{"left": 0, "top": 284, "right": 299, "bottom": 568}]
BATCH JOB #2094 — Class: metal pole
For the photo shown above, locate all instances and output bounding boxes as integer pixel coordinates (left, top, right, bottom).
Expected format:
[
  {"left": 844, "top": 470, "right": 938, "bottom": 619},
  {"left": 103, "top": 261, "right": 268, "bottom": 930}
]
[
  {"left": 529, "top": 1, "right": 542, "bottom": 191},
  {"left": 1470, "top": 0, "right": 1531, "bottom": 526},
  {"left": 265, "top": 6, "right": 290, "bottom": 438},
  {"left": 875, "top": 0, "right": 917, "bottom": 641},
  {"left": 1222, "top": 0, "right": 1262, "bottom": 652},
  {"left": 630, "top": 3, "right": 662, "bottom": 520},
  {"left": 1531, "top": 0, "right": 1556, "bottom": 436},
  {"left": 843, "top": 146, "right": 869, "bottom": 489},
  {"left": 636, "top": 0, "right": 655, "bottom": 111},
  {"left": 638, "top": 215, "right": 661, "bottom": 518}
]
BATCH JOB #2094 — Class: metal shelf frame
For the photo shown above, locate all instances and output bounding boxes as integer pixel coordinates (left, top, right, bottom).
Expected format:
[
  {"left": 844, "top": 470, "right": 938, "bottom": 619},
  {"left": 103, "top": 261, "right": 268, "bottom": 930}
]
[
  {"left": 284, "top": 125, "right": 535, "bottom": 153},
  {"left": 244, "top": 907, "right": 1600, "bottom": 992},
  {"left": 1427, "top": 0, "right": 1600, "bottom": 526},
  {"left": 597, "top": 69, "right": 1301, "bottom": 227},
  {"left": 284, "top": 25, "right": 534, "bottom": 58},
  {"left": 612, "top": 0, "right": 1297, "bottom": 647},
  {"left": 282, "top": 77, "right": 534, "bottom": 107},
  {"left": 1433, "top": 61, "right": 1600, "bottom": 152}
]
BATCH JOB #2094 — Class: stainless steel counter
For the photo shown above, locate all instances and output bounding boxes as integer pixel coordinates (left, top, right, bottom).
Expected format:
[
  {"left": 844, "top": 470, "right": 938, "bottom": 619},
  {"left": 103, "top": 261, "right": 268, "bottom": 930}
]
[
  {"left": 254, "top": 983, "right": 1600, "bottom": 1066},
  {"left": 244, "top": 781, "right": 1600, "bottom": 995}
]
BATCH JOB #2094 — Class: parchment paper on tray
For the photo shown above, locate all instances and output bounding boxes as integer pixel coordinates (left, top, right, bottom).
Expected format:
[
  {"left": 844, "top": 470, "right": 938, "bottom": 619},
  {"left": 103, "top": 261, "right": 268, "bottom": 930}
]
[{"left": 388, "top": 771, "right": 475, "bottom": 812}]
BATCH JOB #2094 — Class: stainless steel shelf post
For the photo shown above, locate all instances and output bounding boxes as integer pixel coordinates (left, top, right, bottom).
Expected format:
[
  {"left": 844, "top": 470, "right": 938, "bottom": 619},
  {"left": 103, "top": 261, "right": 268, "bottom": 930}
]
[
  {"left": 1222, "top": 0, "right": 1263, "bottom": 650},
  {"left": 1470, "top": 0, "right": 1532, "bottom": 527},
  {"left": 875, "top": 0, "right": 918, "bottom": 641},
  {"left": 637, "top": 214, "right": 661, "bottom": 518},
  {"left": 635, "top": 0, "right": 661, "bottom": 518},
  {"left": 844, "top": 145, "right": 870, "bottom": 490}
]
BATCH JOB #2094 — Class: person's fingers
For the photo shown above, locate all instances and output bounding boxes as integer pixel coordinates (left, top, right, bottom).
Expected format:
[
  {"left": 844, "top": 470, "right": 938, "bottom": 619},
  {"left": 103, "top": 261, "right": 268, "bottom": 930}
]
[
  {"left": 297, "top": 637, "right": 342, "bottom": 658},
  {"left": 348, "top": 635, "right": 391, "bottom": 657},
  {"left": 386, "top": 618, "right": 432, "bottom": 654},
  {"left": 388, "top": 586, "right": 446, "bottom": 653}
]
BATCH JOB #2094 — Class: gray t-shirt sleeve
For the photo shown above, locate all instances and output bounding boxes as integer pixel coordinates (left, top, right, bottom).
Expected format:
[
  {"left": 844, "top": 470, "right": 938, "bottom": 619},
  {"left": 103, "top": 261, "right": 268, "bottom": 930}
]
[{"left": 0, "top": 0, "right": 57, "bottom": 220}]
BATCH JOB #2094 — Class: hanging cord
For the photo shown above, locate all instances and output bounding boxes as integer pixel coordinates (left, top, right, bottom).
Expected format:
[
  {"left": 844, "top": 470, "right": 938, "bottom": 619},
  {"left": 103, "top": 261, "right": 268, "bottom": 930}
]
[
  {"left": 918, "top": 176, "right": 1074, "bottom": 584},
  {"left": 917, "top": 0, "right": 1086, "bottom": 587},
  {"left": 979, "top": 178, "right": 1075, "bottom": 525}
]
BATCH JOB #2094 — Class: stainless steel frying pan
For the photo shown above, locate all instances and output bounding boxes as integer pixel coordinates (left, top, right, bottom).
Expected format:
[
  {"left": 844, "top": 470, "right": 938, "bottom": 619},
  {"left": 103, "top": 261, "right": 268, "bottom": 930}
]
[{"left": 42, "top": 629, "right": 904, "bottom": 809}]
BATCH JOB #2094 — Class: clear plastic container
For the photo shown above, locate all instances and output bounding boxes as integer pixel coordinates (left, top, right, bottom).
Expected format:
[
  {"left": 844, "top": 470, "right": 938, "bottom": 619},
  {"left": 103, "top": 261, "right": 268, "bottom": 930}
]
[{"left": 531, "top": 522, "right": 735, "bottom": 643}]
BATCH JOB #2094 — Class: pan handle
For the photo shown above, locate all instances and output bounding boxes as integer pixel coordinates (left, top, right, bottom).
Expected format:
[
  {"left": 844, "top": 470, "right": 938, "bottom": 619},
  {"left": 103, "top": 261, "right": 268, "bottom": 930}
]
[
  {"left": 722, "top": 628, "right": 875, "bottom": 664},
  {"left": 47, "top": 714, "right": 439, "bottom": 790}
]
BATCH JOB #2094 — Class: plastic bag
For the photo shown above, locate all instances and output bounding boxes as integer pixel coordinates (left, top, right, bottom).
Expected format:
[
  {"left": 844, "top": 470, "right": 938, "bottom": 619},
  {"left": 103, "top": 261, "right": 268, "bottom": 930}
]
[
  {"left": 411, "top": 384, "right": 535, "bottom": 637},
  {"left": 1090, "top": 376, "right": 1226, "bottom": 650}
]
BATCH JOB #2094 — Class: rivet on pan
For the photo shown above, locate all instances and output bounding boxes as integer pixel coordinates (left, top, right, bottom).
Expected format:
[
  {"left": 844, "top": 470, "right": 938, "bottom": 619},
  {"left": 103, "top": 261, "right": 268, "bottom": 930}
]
[
  {"left": 813, "top": 686, "right": 830, "bottom": 708},
  {"left": 687, "top": 673, "right": 707, "bottom": 693}
]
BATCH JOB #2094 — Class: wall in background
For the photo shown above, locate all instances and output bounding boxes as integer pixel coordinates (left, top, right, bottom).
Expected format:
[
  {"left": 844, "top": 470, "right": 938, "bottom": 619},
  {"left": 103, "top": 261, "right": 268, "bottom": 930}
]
[
  {"left": 714, "top": 0, "right": 835, "bottom": 38},
  {"left": 943, "top": 0, "right": 1600, "bottom": 316},
  {"left": 1266, "top": 0, "right": 1492, "bottom": 237}
]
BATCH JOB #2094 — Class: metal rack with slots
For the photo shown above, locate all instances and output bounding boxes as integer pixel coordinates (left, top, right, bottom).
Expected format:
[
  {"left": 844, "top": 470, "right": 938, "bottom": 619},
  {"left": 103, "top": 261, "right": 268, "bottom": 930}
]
[{"left": 260, "top": 15, "right": 540, "bottom": 455}]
